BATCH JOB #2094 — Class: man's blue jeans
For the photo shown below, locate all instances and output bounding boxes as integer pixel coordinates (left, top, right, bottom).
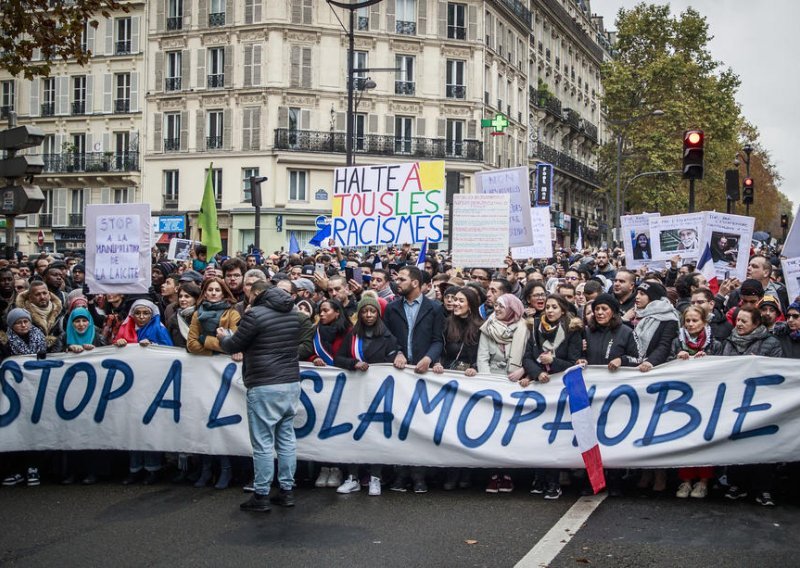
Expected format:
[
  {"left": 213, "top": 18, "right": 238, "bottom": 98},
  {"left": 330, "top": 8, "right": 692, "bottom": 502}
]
[{"left": 246, "top": 382, "right": 301, "bottom": 495}]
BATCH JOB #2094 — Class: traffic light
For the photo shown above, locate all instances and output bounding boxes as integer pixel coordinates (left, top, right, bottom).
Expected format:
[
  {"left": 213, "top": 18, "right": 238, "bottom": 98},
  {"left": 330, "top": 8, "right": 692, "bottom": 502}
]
[
  {"left": 781, "top": 214, "right": 789, "bottom": 228},
  {"left": 0, "top": 125, "right": 46, "bottom": 215},
  {"left": 742, "top": 177, "right": 754, "bottom": 205},
  {"left": 682, "top": 129, "right": 704, "bottom": 180}
]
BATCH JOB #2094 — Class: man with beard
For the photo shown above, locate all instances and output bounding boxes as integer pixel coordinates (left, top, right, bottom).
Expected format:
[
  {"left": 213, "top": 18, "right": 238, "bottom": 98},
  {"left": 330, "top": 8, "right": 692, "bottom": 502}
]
[{"left": 15, "top": 280, "right": 65, "bottom": 351}]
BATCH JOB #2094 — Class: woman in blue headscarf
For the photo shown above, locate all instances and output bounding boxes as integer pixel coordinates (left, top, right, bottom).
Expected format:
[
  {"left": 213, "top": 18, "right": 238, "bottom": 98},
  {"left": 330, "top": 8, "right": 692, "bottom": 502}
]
[{"left": 63, "top": 307, "right": 106, "bottom": 353}]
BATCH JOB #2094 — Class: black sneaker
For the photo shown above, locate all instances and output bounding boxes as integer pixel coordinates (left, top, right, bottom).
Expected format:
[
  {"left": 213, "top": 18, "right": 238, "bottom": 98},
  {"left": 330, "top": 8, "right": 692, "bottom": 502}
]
[
  {"left": 413, "top": 480, "right": 428, "bottom": 494},
  {"left": 530, "top": 478, "right": 544, "bottom": 494},
  {"left": 544, "top": 483, "right": 562, "bottom": 500},
  {"left": 725, "top": 486, "right": 748, "bottom": 500},
  {"left": 270, "top": 489, "right": 295, "bottom": 507},
  {"left": 142, "top": 470, "right": 160, "bottom": 486},
  {"left": 122, "top": 470, "right": 144, "bottom": 485},
  {"left": 390, "top": 477, "right": 408, "bottom": 492},
  {"left": 755, "top": 492, "right": 775, "bottom": 506},
  {"left": 240, "top": 493, "right": 272, "bottom": 512}
]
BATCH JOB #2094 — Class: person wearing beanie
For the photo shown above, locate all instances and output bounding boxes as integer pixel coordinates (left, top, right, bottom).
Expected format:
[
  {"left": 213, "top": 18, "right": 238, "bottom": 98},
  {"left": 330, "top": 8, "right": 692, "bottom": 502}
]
[
  {"left": 758, "top": 295, "right": 783, "bottom": 331},
  {"left": 332, "top": 286, "right": 400, "bottom": 497},
  {"left": 629, "top": 282, "right": 679, "bottom": 372},
  {"left": 724, "top": 279, "right": 765, "bottom": 326}
]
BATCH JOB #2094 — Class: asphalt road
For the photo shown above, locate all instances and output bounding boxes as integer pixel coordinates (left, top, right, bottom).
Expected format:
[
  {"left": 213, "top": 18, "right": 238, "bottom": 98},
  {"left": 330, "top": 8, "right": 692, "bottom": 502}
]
[{"left": 1, "top": 479, "right": 798, "bottom": 567}]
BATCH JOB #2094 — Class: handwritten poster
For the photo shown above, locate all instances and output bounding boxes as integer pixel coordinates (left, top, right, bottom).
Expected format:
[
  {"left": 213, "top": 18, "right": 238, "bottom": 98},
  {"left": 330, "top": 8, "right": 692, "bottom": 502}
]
[
  {"left": 511, "top": 207, "right": 553, "bottom": 259},
  {"left": 331, "top": 161, "right": 445, "bottom": 247},
  {"left": 452, "top": 194, "right": 510, "bottom": 268},
  {"left": 85, "top": 203, "right": 151, "bottom": 294},
  {"left": 648, "top": 213, "right": 706, "bottom": 261},
  {"left": 702, "top": 212, "right": 755, "bottom": 281},
  {"left": 476, "top": 166, "right": 533, "bottom": 247}
]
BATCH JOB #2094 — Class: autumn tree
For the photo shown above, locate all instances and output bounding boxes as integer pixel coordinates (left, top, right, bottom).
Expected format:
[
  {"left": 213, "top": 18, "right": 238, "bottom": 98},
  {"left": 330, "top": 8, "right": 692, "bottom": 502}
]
[{"left": 0, "top": 0, "right": 126, "bottom": 80}]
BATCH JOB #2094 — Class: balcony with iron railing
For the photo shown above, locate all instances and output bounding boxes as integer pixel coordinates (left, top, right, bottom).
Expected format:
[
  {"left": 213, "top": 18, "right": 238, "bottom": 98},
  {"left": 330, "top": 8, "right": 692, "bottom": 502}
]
[
  {"left": 40, "top": 214, "right": 53, "bottom": 227},
  {"left": 165, "top": 77, "right": 182, "bottom": 91},
  {"left": 446, "top": 84, "right": 466, "bottom": 99},
  {"left": 114, "top": 99, "right": 130, "bottom": 113},
  {"left": 37, "top": 151, "right": 140, "bottom": 173},
  {"left": 115, "top": 40, "right": 131, "bottom": 55},
  {"left": 164, "top": 138, "right": 180, "bottom": 151},
  {"left": 448, "top": 26, "right": 466, "bottom": 40},
  {"left": 206, "top": 136, "right": 223, "bottom": 150},
  {"left": 582, "top": 120, "right": 598, "bottom": 142},
  {"left": 396, "top": 20, "right": 416, "bottom": 35},
  {"left": 274, "top": 129, "right": 483, "bottom": 161},
  {"left": 163, "top": 195, "right": 179, "bottom": 209},
  {"left": 491, "top": 0, "right": 532, "bottom": 30},
  {"left": 0, "top": 105, "right": 13, "bottom": 119},
  {"left": 166, "top": 16, "right": 182, "bottom": 30},
  {"left": 41, "top": 102, "right": 55, "bottom": 116},
  {"left": 565, "top": 108, "right": 581, "bottom": 130},
  {"left": 208, "top": 12, "right": 225, "bottom": 26},
  {"left": 207, "top": 74, "right": 224, "bottom": 88},
  {"left": 395, "top": 81, "right": 415, "bottom": 96},
  {"left": 534, "top": 142, "right": 598, "bottom": 185},
  {"left": 69, "top": 213, "right": 83, "bottom": 226},
  {"left": 71, "top": 100, "right": 85, "bottom": 115}
]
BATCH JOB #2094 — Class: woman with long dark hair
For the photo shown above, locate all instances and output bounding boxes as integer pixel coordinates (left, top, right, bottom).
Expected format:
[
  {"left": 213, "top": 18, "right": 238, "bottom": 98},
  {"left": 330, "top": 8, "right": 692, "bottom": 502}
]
[
  {"left": 166, "top": 282, "right": 201, "bottom": 348},
  {"left": 522, "top": 280, "right": 547, "bottom": 320}
]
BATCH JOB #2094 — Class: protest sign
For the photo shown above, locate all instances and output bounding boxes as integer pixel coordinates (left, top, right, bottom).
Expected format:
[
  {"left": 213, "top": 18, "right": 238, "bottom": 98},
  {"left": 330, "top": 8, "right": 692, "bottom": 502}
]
[
  {"left": 511, "top": 207, "right": 553, "bottom": 259},
  {"left": 452, "top": 193, "right": 510, "bottom": 267},
  {"left": 2, "top": 349, "right": 799, "bottom": 469},
  {"left": 167, "top": 238, "right": 198, "bottom": 261},
  {"left": 475, "top": 166, "right": 533, "bottom": 247},
  {"left": 649, "top": 212, "right": 706, "bottom": 261},
  {"left": 781, "top": 256, "right": 800, "bottom": 304},
  {"left": 331, "top": 161, "right": 445, "bottom": 247},
  {"left": 84, "top": 203, "right": 151, "bottom": 294},
  {"left": 781, "top": 205, "right": 800, "bottom": 258},
  {"left": 621, "top": 213, "right": 661, "bottom": 269},
  {"left": 702, "top": 212, "right": 755, "bottom": 281}
]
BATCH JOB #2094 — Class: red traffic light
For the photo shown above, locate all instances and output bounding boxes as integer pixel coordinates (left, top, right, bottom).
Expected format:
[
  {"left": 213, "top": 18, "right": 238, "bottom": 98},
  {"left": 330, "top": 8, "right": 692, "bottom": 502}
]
[
  {"left": 743, "top": 177, "right": 754, "bottom": 188},
  {"left": 684, "top": 130, "right": 703, "bottom": 147}
]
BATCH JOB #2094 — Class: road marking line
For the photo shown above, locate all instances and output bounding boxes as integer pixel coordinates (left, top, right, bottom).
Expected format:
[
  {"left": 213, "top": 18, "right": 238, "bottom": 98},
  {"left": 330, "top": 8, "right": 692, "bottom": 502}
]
[{"left": 515, "top": 493, "right": 607, "bottom": 568}]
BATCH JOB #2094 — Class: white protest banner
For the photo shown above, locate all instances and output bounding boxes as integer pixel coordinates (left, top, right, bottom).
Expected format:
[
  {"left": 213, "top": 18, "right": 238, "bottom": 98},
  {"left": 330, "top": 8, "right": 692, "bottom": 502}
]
[
  {"left": 85, "top": 203, "right": 151, "bottom": 294},
  {"left": 475, "top": 166, "right": 533, "bottom": 247},
  {"left": 167, "top": 238, "right": 198, "bottom": 261},
  {"left": 649, "top": 212, "right": 706, "bottom": 261},
  {"left": 702, "top": 212, "right": 755, "bottom": 281},
  {"left": 781, "top": 205, "right": 800, "bottom": 257},
  {"left": 331, "top": 161, "right": 445, "bottom": 247},
  {"left": 452, "top": 193, "right": 510, "bottom": 268},
  {"left": 511, "top": 207, "right": 553, "bottom": 260},
  {"left": 3, "top": 349, "right": 800, "bottom": 469},
  {"left": 621, "top": 213, "right": 661, "bottom": 269},
  {"left": 781, "top": 257, "right": 800, "bottom": 304}
]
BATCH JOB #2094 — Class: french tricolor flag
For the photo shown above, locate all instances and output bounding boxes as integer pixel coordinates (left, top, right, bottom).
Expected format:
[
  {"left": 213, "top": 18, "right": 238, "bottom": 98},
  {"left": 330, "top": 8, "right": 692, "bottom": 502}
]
[
  {"left": 696, "top": 242, "right": 719, "bottom": 295},
  {"left": 563, "top": 365, "right": 606, "bottom": 494}
]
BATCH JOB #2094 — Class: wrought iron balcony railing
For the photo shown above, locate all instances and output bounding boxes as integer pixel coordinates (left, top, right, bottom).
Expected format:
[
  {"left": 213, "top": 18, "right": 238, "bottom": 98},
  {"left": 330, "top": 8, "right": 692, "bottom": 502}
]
[
  {"left": 492, "top": 0, "right": 532, "bottom": 30},
  {"left": 208, "top": 12, "right": 225, "bottom": 26},
  {"left": 114, "top": 99, "right": 130, "bottom": 113},
  {"left": 115, "top": 40, "right": 131, "bottom": 55},
  {"left": 448, "top": 26, "right": 466, "bottom": 40},
  {"left": 165, "top": 77, "right": 182, "bottom": 91},
  {"left": 166, "top": 16, "right": 182, "bottom": 30},
  {"left": 446, "top": 84, "right": 466, "bottom": 99},
  {"left": 71, "top": 101, "right": 85, "bottom": 115},
  {"left": 163, "top": 196, "right": 179, "bottom": 209},
  {"left": 396, "top": 20, "right": 416, "bottom": 35},
  {"left": 69, "top": 213, "right": 84, "bottom": 226},
  {"left": 35, "top": 151, "right": 140, "bottom": 173},
  {"left": 41, "top": 102, "right": 55, "bottom": 116},
  {"left": 534, "top": 142, "right": 598, "bottom": 185},
  {"left": 40, "top": 214, "right": 53, "bottom": 227},
  {"left": 395, "top": 81, "right": 415, "bottom": 96},
  {"left": 164, "top": 138, "right": 180, "bottom": 151},
  {"left": 274, "top": 129, "right": 483, "bottom": 162},
  {"left": 207, "top": 74, "right": 224, "bottom": 88},
  {"left": 206, "top": 136, "right": 223, "bottom": 150}
]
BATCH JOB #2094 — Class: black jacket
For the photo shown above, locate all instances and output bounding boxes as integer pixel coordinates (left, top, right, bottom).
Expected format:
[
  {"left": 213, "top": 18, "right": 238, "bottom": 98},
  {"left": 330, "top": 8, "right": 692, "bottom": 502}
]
[
  {"left": 383, "top": 295, "right": 444, "bottom": 365},
  {"left": 772, "top": 323, "right": 800, "bottom": 359},
  {"left": 717, "top": 327, "right": 783, "bottom": 358},
  {"left": 584, "top": 323, "right": 638, "bottom": 365},
  {"left": 632, "top": 319, "right": 679, "bottom": 367},
  {"left": 220, "top": 287, "right": 300, "bottom": 388},
  {"left": 522, "top": 322, "right": 583, "bottom": 378},
  {"left": 334, "top": 327, "right": 400, "bottom": 370}
]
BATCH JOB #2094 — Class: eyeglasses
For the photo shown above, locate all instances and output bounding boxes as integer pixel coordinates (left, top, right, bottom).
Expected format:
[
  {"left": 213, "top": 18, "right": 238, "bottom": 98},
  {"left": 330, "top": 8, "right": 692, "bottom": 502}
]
[
  {"left": 530, "top": 293, "right": 546, "bottom": 298},
  {"left": 788, "top": 313, "right": 800, "bottom": 320}
]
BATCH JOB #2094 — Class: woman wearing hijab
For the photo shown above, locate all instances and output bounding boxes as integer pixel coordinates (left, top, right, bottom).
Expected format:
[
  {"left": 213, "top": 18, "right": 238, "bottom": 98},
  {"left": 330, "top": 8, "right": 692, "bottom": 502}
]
[
  {"left": 522, "top": 293, "right": 583, "bottom": 500},
  {"left": 63, "top": 307, "right": 106, "bottom": 353},
  {"left": 477, "top": 293, "right": 529, "bottom": 493}
]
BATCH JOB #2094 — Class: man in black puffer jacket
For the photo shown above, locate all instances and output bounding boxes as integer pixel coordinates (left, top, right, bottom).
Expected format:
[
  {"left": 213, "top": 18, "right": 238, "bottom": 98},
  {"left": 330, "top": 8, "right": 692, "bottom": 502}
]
[{"left": 218, "top": 281, "right": 300, "bottom": 513}]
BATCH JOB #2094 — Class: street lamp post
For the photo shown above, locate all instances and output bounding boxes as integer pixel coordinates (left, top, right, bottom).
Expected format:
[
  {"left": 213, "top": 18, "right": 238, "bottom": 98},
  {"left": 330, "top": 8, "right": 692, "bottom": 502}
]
[{"left": 610, "top": 109, "right": 665, "bottom": 242}]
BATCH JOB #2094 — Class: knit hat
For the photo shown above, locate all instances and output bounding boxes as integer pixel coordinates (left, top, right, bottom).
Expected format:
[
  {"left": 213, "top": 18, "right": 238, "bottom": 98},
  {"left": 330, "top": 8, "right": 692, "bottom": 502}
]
[
  {"left": 153, "top": 261, "right": 177, "bottom": 276},
  {"left": 740, "top": 279, "right": 764, "bottom": 297},
  {"left": 637, "top": 281, "right": 667, "bottom": 303},
  {"left": 592, "top": 293, "right": 620, "bottom": 313},
  {"left": 759, "top": 295, "right": 781, "bottom": 312},
  {"left": 357, "top": 294, "right": 381, "bottom": 314},
  {"left": 788, "top": 301, "right": 800, "bottom": 314},
  {"left": 7, "top": 308, "right": 31, "bottom": 328},
  {"left": 72, "top": 263, "right": 85, "bottom": 274}
]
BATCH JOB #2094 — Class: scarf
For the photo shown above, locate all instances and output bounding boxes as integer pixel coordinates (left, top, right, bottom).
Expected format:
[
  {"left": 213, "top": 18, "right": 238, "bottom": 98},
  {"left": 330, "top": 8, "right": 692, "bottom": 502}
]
[
  {"left": 115, "top": 301, "right": 174, "bottom": 346},
  {"left": 26, "top": 294, "right": 62, "bottom": 335},
  {"left": 7, "top": 326, "right": 47, "bottom": 355},
  {"left": 678, "top": 325, "right": 712, "bottom": 355},
  {"left": 480, "top": 316, "right": 528, "bottom": 372},
  {"left": 66, "top": 307, "right": 95, "bottom": 346},
  {"left": 633, "top": 298, "right": 679, "bottom": 360},
  {"left": 727, "top": 325, "right": 769, "bottom": 354},
  {"left": 538, "top": 318, "right": 567, "bottom": 356},
  {"left": 177, "top": 306, "right": 196, "bottom": 340},
  {"left": 313, "top": 325, "right": 336, "bottom": 365},
  {"left": 197, "top": 300, "right": 231, "bottom": 335}
]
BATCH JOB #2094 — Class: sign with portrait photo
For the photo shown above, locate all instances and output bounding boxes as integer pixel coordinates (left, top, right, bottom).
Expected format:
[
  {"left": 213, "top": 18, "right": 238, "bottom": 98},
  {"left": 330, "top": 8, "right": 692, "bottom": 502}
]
[
  {"left": 621, "top": 212, "right": 661, "bottom": 269},
  {"left": 648, "top": 213, "right": 706, "bottom": 261},
  {"left": 781, "top": 256, "right": 800, "bottom": 307},
  {"left": 702, "top": 212, "right": 755, "bottom": 281}
]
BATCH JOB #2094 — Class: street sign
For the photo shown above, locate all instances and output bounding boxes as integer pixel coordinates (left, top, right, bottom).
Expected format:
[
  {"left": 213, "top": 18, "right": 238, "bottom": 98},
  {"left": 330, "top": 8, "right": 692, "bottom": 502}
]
[
  {"left": 315, "top": 215, "right": 329, "bottom": 230},
  {"left": 315, "top": 189, "right": 329, "bottom": 201},
  {"left": 535, "top": 163, "right": 553, "bottom": 206},
  {"left": 158, "top": 215, "right": 185, "bottom": 233},
  {"left": 37, "top": 229, "right": 44, "bottom": 247}
]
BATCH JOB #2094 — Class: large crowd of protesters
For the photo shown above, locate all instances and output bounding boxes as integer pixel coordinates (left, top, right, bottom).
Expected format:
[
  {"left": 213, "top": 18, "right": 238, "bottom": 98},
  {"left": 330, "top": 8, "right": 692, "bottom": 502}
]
[{"left": 1, "top": 239, "right": 798, "bottom": 507}]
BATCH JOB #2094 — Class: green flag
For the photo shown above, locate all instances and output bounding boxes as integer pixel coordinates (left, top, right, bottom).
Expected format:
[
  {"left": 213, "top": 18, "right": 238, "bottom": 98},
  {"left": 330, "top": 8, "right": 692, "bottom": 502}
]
[{"left": 198, "top": 163, "right": 222, "bottom": 260}]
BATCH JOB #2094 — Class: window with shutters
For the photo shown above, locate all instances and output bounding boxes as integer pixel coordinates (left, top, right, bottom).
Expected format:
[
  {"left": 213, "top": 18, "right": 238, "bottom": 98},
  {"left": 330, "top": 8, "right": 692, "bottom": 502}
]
[
  {"left": 41, "top": 190, "right": 55, "bottom": 227},
  {"left": 395, "top": 116, "right": 413, "bottom": 154},
  {"left": 79, "top": 20, "right": 89, "bottom": 52},
  {"left": 1, "top": 80, "right": 15, "bottom": 116},
  {"left": 167, "top": 0, "right": 183, "bottom": 30},
  {"left": 447, "top": 3, "right": 466, "bottom": 39},
  {"left": 166, "top": 51, "right": 182, "bottom": 91},
  {"left": 207, "top": 111, "right": 224, "bottom": 149},
  {"left": 42, "top": 78, "right": 55, "bottom": 116},
  {"left": 114, "top": 131, "right": 130, "bottom": 169},
  {"left": 70, "top": 189, "right": 85, "bottom": 225},
  {"left": 209, "top": 0, "right": 225, "bottom": 26},
  {"left": 357, "top": 6, "right": 369, "bottom": 30},
  {"left": 204, "top": 168, "right": 223, "bottom": 204},
  {"left": 242, "top": 167, "right": 259, "bottom": 203},
  {"left": 288, "top": 170, "right": 307, "bottom": 202},
  {"left": 354, "top": 113, "right": 366, "bottom": 151},
  {"left": 71, "top": 133, "right": 86, "bottom": 170},
  {"left": 242, "top": 107, "right": 259, "bottom": 150},
  {"left": 291, "top": 0, "right": 312, "bottom": 24},
  {"left": 243, "top": 44, "right": 262, "bottom": 87},
  {"left": 115, "top": 18, "right": 131, "bottom": 54},
  {"left": 353, "top": 51, "right": 368, "bottom": 87},
  {"left": 446, "top": 119, "right": 464, "bottom": 157},
  {"left": 114, "top": 73, "right": 130, "bottom": 113},
  {"left": 395, "top": 55, "right": 415, "bottom": 95},
  {"left": 290, "top": 46, "right": 312, "bottom": 88},
  {"left": 396, "top": 0, "right": 416, "bottom": 34},
  {"left": 208, "top": 48, "right": 224, "bottom": 88},
  {"left": 113, "top": 188, "right": 132, "bottom": 204},
  {"left": 446, "top": 60, "right": 465, "bottom": 99},
  {"left": 164, "top": 170, "right": 179, "bottom": 208},
  {"left": 288, "top": 107, "right": 300, "bottom": 148},
  {"left": 164, "top": 112, "right": 181, "bottom": 151},
  {"left": 71, "top": 76, "right": 86, "bottom": 115},
  {"left": 244, "top": 0, "right": 261, "bottom": 24}
]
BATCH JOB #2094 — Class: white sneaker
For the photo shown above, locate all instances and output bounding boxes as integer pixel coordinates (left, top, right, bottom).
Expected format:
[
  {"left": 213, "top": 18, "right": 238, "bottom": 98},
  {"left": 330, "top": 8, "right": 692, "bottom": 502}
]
[
  {"left": 314, "top": 467, "right": 330, "bottom": 488},
  {"left": 690, "top": 481, "right": 708, "bottom": 499},
  {"left": 327, "top": 467, "right": 343, "bottom": 488},
  {"left": 368, "top": 476, "right": 382, "bottom": 496},
  {"left": 337, "top": 475, "right": 360, "bottom": 494},
  {"left": 676, "top": 481, "right": 692, "bottom": 499}
]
